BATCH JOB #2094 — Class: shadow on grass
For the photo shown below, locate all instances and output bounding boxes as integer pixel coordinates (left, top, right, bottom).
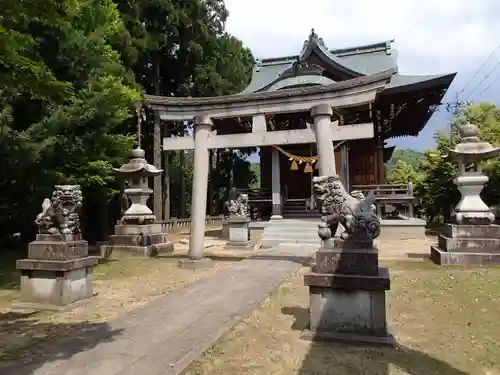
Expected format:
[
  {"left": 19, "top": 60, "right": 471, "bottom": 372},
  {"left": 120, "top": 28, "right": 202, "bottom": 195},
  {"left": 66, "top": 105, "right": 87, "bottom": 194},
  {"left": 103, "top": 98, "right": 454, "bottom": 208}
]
[
  {"left": 0, "top": 311, "right": 123, "bottom": 375},
  {"left": 250, "top": 254, "right": 313, "bottom": 266},
  {"left": 157, "top": 253, "right": 247, "bottom": 262},
  {"left": 282, "top": 306, "right": 468, "bottom": 375}
]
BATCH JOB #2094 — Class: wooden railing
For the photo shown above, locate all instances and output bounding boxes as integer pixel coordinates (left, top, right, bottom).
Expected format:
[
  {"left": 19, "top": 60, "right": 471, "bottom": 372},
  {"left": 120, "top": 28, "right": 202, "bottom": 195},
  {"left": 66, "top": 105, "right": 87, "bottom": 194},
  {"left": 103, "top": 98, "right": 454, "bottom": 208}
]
[{"left": 351, "top": 182, "right": 416, "bottom": 218}]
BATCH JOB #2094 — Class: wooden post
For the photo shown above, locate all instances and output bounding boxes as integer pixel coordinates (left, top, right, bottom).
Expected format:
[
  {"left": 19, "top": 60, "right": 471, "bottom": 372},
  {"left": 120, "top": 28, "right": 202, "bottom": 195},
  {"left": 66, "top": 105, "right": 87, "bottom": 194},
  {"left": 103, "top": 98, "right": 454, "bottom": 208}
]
[
  {"left": 153, "top": 56, "right": 163, "bottom": 220},
  {"left": 163, "top": 150, "right": 170, "bottom": 219},
  {"left": 179, "top": 150, "right": 186, "bottom": 218},
  {"left": 207, "top": 149, "right": 213, "bottom": 215}
]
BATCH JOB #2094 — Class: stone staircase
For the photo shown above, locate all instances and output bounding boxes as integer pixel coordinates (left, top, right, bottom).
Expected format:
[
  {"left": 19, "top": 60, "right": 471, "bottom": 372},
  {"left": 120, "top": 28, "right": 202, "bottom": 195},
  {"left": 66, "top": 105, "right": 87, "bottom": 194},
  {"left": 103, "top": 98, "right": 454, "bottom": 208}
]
[
  {"left": 282, "top": 199, "right": 320, "bottom": 219},
  {"left": 258, "top": 218, "right": 322, "bottom": 248}
]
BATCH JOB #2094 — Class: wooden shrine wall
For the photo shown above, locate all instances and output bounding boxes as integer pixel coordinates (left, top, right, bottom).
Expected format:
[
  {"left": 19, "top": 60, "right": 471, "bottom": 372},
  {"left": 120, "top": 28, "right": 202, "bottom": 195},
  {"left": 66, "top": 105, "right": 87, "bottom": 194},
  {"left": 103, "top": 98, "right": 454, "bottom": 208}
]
[{"left": 348, "top": 139, "right": 383, "bottom": 186}]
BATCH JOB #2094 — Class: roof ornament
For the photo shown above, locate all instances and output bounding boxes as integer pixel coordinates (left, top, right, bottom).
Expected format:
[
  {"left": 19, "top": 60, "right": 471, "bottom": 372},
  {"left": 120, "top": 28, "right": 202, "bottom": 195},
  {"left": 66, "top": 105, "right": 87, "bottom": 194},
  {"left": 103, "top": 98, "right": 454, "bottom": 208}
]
[
  {"left": 279, "top": 60, "right": 324, "bottom": 79},
  {"left": 301, "top": 28, "right": 327, "bottom": 56}
]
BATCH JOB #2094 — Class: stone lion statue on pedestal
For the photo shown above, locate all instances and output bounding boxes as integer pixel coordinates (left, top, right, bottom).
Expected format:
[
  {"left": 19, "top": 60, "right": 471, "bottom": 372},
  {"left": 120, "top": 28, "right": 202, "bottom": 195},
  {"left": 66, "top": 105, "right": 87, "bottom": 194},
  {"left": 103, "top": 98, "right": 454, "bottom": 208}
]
[
  {"left": 35, "top": 185, "right": 83, "bottom": 236},
  {"left": 227, "top": 193, "right": 249, "bottom": 218},
  {"left": 313, "top": 175, "right": 380, "bottom": 243}
]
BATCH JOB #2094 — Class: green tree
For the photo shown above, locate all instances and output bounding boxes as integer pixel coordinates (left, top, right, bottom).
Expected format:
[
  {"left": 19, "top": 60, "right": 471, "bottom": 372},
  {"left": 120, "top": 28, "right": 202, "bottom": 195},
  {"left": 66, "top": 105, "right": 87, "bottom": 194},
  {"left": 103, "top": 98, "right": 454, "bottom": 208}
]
[
  {"left": 386, "top": 149, "right": 425, "bottom": 171},
  {"left": 416, "top": 133, "right": 460, "bottom": 223},
  {"left": 387, "top": 160, "right": 423, "bottom": 185},
  {"left": 115, "top": 0, "right": 255, "bottom": 216},
  {"left": 0, "top": 0, "right": 140, "bottom": 242},
  {"left": 415, "top": 102, "right": 500, "bottom": 223}
]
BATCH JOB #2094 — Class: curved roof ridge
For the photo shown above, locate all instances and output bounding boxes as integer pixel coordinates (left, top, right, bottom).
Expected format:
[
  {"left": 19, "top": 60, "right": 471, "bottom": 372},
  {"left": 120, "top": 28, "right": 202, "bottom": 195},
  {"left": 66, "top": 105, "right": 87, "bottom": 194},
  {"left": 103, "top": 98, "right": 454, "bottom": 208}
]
[
  {"left": 257, "top": 37, "right": 396, "bottom": 65},
  {"left": 298, "top": 29, "right": 364, "bottom": 77},
  {"left": 332, "top": 39, "right": 395, "bottom": 56}
]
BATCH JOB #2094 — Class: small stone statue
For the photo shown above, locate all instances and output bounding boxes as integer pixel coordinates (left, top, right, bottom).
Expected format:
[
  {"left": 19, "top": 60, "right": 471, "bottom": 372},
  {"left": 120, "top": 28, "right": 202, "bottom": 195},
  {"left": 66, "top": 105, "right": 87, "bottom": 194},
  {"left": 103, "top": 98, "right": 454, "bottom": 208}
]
[
  {"left": 313, "top": 175, "right": 380, "bottom": 244},
  {"left": 227, "top": 193, "right": 249, "bottom": 217},
  {"left": 35, "top": 185, "right": 83, "bottom": 236}
]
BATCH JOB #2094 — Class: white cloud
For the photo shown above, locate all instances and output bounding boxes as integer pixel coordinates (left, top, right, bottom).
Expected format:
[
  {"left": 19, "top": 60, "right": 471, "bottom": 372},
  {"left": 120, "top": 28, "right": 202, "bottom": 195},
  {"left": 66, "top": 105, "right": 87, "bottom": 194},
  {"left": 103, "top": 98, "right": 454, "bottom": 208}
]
[
  {"left": 225, "top": 0, "right": 500, "bottom": 75},
  {"left": 224, "top": 0, "right": 500, "bottom": 148}
]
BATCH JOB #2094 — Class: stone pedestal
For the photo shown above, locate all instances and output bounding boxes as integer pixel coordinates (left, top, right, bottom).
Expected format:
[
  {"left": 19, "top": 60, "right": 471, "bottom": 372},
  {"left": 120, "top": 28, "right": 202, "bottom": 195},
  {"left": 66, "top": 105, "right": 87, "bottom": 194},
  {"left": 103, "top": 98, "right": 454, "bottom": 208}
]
[
  {"left": 225, "top": 216, "right": 251, "bottom": 248},
  {"left": 303, "top": 238, "right": 394, "bottom": 345},
  {"left": 431, "top": 223, "right": 500, "bottom": 265},
  {"left": 103, "top": 223, "right": 174, "bottom": 257},
  {"left": 16, "top": 234, "right": 98, "bottom": 309},
  {"left": 221, "top": 220, "right": 229, "bottom": 239}
]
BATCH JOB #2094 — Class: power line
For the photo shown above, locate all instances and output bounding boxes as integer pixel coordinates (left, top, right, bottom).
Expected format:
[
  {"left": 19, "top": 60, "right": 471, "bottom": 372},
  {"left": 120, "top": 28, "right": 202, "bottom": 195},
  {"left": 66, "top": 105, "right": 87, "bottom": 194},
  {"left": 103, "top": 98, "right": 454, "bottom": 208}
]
[
  {"left": 465, "top": 59, "right": 500, "bottom": 100},
  {"left": 457, "top": 41, "right": 500, "bottom": 99},
  {"left": 477, "top": 71, "right": 500, "bottom": 97}
]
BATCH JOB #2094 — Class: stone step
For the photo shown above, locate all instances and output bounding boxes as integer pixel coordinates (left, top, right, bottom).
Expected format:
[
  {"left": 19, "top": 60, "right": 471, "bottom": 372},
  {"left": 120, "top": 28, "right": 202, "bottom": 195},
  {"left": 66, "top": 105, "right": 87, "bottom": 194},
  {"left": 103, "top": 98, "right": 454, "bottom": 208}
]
[
  {"left": 268, "top": 219, "right": 320, "bottom": 224},
  {"left": 260, "top": 239, "right": 320, "bottom": 248},
  {"left": 261, "top": 232, "right": 320, "bottom": 238}
]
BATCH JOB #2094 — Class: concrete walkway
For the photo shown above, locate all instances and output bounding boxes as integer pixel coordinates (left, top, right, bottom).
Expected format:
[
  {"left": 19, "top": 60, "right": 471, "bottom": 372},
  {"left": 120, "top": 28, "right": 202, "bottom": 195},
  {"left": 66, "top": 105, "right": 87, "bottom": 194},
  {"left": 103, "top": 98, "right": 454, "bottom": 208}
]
[{"left": 2, "top": 244, "right": 317, "bottom": 375}]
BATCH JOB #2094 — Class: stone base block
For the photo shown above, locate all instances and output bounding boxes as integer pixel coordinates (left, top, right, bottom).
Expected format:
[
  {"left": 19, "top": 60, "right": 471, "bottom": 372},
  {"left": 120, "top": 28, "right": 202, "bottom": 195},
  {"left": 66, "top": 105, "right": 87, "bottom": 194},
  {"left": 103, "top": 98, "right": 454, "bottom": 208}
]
[
  {"left": 307, "top": 286, "right": 389, "bottom": 339},
  {"left": 431, "top": 245, "right": 500, "bottom": 265},
  {"left": 438, "top": 234, "right": 500, "bottom": 253},
  {"left": 114, "top": 223, "right": 163, "bottom": 235},
  {"left": 17, "top": 257, "right": 97, "bottom": 307},
  {"left": 178, "top": 258, "right": 213, "bottom": 270},
  {"left": 304, "top": 268, "right": 390, "bottom": 291},
  {"left": 28, "top": 238, "right": 88, "bottom": 260},
  {"left": 227, "top": 216, "right": 250, "bottom": 244},
  {"left": 442, "top": 223, "right": 500, "bottom": 238},
  {"left": 301, "top": 329, "right": 395, "bottom": 346},
  {"left": 105, "top": 230, "right": 174, "bottom": 257},
  {"left": 221, "top": 222, "right": 229, "bottom": 239},
  {"left": 224, "top": 240, "right": 253, "bottom": 250},
  {"left": 315, "top": 248, "right": 379, "bottom": 276},
  {"left": 101, "top": 242, "right": 174, "bottom": 258}
]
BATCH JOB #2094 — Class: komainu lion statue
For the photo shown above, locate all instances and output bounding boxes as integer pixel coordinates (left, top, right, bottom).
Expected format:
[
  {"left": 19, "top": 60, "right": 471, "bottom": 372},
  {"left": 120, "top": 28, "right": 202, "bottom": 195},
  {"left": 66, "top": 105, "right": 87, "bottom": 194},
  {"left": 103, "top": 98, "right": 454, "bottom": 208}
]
[
  {"left": 35, "top": 185, "right": 83, "bottom": 236},
  {"left": 227, "top": 193, "right": 249, "bottom": 217},
  {"left": 313, "top": 175, "right": 380, "bottom": 243}
]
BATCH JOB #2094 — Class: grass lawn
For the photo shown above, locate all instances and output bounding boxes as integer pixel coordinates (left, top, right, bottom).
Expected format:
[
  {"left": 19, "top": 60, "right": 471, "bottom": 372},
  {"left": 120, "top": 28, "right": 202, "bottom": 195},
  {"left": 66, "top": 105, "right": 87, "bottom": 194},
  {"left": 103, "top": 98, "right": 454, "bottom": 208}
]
[{"left": 188, "top": 261, "right": 500, "bottom": 375}]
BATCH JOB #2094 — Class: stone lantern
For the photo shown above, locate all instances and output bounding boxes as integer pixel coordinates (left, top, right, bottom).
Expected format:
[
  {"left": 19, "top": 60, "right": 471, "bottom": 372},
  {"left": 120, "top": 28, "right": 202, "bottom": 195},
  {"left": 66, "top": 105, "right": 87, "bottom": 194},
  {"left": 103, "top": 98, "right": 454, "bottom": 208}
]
[
  {"left": 116, "top": 147, "right": 162, "bottom": 225},
  {"left": 431, "top": 123, "right": 500, "bottom": 265},
  {"left": 102, "top": 148, "right": 174, "bottom": 257}
]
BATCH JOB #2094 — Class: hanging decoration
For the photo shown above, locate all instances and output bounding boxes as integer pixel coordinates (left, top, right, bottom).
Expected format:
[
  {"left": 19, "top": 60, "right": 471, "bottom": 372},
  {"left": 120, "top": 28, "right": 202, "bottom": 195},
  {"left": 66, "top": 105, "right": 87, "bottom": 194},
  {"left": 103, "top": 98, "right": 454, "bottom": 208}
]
[{"left": 273, "top": 145, "right": 319, "bottom": 173}]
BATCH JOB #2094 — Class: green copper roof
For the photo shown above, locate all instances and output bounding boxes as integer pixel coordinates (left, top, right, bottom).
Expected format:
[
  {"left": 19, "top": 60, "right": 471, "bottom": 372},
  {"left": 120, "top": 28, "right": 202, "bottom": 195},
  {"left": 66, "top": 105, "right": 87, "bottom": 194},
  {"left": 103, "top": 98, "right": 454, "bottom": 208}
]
[
  {"left": 385, "top": 73, "right": 457, "bottom": 93},
  {"left": 241, "top": 29, "right": 455, "bottom": 95}
]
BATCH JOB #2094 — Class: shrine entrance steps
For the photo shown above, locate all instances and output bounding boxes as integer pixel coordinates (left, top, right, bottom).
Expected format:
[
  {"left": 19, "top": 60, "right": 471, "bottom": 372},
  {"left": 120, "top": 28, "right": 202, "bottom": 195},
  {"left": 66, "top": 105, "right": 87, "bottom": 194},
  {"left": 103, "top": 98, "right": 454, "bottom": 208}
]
[
  {"left": 0, "top": 244, "right": 318, "bottom": 375},
  {"left": 258, "top": 218, "right": 328, "bottom": 248},
  {"left": 282, "top": 199, "right": 321, "bottom": 219}
]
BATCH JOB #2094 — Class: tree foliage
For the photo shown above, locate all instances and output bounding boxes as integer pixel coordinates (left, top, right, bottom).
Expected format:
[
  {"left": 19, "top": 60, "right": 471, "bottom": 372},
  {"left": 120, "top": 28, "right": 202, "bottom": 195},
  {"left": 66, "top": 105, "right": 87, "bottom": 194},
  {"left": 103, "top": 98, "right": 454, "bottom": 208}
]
[
  {"left": 387, "top": 160, "right": 423, "bottom": 185},
  {"left": 0, "top": 0, "right": 256, "bottom": 243},
  {"left": 0, "top": 0, "right": 140, "bottom": 241},
  {"left": 385, "top": 103, "right": 500, "bottom": 223},
  {"left": 415, "top": 103, "right": 500, "bottom": 223},
  {"left": 386, "top": 149, "right": 425, "bottom": 171}
]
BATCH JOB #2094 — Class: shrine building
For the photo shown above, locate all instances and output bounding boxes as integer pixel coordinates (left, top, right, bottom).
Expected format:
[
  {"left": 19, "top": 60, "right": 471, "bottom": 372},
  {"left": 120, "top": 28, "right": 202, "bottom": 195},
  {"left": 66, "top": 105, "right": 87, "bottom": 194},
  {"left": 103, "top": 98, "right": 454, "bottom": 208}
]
[{"left": 145, "top": 30, "right": 456, "bottom": 259}]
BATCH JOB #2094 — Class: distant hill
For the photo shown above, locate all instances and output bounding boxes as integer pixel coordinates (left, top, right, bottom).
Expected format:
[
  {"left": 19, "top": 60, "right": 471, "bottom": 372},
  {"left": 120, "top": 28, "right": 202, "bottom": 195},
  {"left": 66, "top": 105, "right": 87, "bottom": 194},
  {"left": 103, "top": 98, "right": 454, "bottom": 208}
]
[{"left": 386, "top": 149, "right": 425, "bottom": 171}]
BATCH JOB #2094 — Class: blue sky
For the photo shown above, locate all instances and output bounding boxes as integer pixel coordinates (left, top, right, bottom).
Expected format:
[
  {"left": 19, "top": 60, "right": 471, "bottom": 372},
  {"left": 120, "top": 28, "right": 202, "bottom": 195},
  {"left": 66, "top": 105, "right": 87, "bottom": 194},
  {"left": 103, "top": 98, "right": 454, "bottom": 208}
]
[{"left": 224, "top": 0, "right": 500, "bottom": 153}]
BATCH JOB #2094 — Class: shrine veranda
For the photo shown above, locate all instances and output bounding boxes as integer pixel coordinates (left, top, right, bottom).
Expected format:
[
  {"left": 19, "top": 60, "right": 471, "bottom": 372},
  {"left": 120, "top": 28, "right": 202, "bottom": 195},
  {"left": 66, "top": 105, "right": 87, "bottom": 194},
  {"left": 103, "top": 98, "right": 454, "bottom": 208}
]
[{"left": 144, "top": 30, "right": 456, "bottom": 259}]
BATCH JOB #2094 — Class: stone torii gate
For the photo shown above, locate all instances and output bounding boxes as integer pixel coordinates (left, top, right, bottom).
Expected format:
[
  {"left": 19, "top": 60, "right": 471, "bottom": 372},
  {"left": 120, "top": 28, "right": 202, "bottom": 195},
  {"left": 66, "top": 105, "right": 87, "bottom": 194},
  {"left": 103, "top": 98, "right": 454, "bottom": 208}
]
[{"left": 145, "top": 69, "right": 394, "bottom": 264}]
